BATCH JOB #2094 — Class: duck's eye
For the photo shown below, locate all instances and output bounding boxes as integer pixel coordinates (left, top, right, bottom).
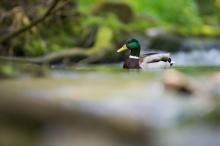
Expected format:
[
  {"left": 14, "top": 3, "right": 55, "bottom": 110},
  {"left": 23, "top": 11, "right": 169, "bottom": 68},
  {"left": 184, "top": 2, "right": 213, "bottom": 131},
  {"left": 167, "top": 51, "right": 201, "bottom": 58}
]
[{"left": 168, "top": 58, "right": 171, "bottom": 63}]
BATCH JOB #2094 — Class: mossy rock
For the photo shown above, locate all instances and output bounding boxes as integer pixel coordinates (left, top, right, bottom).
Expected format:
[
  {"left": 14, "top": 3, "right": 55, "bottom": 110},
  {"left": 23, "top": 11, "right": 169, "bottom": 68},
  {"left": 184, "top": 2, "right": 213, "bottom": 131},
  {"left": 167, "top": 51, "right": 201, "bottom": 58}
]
[{"left": 92, "top": 2, "right": 134, "bottom": 23}]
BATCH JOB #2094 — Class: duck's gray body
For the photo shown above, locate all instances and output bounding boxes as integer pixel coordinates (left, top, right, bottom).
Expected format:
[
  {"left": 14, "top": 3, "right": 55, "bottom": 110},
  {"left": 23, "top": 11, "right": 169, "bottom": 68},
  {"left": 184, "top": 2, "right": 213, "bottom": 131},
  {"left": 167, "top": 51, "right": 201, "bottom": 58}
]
[{"left": 139, "top": 52, "right": 173, "bottom": 70}]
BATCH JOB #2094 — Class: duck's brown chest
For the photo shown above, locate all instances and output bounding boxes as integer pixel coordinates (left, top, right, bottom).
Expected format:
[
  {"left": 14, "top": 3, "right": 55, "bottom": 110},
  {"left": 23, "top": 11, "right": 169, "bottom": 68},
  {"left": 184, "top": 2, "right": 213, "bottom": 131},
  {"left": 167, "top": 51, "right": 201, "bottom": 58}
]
[{"left": 123, "top": 58, "right": 140, "bottom": 69}]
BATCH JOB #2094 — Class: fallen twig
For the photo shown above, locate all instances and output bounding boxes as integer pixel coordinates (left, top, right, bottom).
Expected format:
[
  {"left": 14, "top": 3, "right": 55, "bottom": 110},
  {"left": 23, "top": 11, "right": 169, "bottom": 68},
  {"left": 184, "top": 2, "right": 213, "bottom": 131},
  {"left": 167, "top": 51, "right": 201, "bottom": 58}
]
[{"left": 0, "top": 26, "right": 113, "bottom": 65}]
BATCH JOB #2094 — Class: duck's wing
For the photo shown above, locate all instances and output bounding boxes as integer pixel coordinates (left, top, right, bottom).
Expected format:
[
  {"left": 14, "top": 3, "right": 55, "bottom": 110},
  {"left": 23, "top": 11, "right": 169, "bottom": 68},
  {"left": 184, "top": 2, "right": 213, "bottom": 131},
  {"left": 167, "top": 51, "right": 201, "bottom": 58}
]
[
  {"left": 140, "top": 61, "right": 171, "bottom": 70},
  {"left": 140, "top": 52, "right": 171, "bottom": 63},
  {"left": 141, "top": 52, "right": 160, "bottom": 57},
  {"left": 139, "top": 52, "right": 172, "bottom": 70}
]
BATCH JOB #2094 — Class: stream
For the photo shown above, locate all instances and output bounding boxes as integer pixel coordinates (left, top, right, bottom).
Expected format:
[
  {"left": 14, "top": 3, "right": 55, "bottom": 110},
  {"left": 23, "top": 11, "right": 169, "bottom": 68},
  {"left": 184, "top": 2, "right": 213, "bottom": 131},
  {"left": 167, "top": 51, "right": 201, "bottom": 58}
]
[
  {"left": 145, "top": 37, "right": 220, "bottom": 66},
  {"left": 173, "top": 48, "right": 220, "bottom": 66},
  {"left": 0, "top": 37, "right": 220, "bottom": 146}
]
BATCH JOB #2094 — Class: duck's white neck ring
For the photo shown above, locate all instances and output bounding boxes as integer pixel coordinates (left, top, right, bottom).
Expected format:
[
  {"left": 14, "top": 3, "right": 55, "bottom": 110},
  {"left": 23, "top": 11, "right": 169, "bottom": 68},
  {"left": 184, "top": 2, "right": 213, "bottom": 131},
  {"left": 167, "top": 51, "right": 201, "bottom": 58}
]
[{"left": 129, "top": 55, "right": 140, "bottom": 59}]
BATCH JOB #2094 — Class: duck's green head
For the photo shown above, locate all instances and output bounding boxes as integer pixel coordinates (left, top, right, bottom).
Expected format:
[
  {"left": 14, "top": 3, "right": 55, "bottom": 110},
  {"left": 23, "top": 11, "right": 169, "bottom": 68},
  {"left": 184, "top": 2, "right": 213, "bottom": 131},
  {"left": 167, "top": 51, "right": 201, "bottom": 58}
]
[{"left": 117, "top": 39, "right": 141, "bottom": 57}]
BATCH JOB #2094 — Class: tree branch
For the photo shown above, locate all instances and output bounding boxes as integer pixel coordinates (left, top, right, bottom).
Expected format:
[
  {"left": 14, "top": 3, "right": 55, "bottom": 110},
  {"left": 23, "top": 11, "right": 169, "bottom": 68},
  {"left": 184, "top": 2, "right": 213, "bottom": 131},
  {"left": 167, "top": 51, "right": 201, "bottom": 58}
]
[
  {"left": 0, "top": 26, "right": 113, "bottom": 66},
  {"left": 0, "top": 48, "right": 87, "bottom": 65},
  {"left": 0, "top": 0, "right": 62, "bottom": 44}
]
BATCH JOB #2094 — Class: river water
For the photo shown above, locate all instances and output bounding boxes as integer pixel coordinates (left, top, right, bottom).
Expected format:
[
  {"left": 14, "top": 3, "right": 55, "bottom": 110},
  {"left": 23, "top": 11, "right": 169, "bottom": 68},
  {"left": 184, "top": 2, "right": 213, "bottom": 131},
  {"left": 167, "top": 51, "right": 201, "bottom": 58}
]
[
  {"left": 173, "top": 48, "right": 220, "bottom": 66},
  {"left": 144, "top": 37, "right": 220, "bottom": 66},
  {"left": 1, "top": 37, "right": 220, "bottom": 146}
]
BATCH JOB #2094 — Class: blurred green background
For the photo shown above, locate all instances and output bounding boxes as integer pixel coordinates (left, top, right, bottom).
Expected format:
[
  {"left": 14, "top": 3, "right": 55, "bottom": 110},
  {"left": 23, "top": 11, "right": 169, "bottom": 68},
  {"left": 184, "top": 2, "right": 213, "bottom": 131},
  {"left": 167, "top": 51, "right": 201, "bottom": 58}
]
[
  {"left": 1, "top": 1, "right": 220, "bottom": 146},
  {"left": 1, "top": 0, "right": 220, "bottom": 58}
]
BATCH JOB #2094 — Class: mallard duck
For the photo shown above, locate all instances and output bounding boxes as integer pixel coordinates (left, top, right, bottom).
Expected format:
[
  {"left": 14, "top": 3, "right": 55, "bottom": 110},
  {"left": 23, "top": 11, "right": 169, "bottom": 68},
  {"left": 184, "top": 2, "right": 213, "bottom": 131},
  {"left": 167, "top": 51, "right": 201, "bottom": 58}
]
[{"left": 117, "top": 39, "right": 174, "bottom": 70}]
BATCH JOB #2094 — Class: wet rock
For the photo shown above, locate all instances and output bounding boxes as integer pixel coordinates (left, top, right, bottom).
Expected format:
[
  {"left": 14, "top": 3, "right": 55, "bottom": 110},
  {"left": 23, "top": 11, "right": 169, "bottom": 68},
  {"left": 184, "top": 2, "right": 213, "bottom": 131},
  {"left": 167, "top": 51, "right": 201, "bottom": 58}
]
[
  {"left": 145, "top": 28, "right": 168, "bottom": 38},
  {"left": 211, "top": 72, "right": 220, "bottom": 85},
  {"left": 148, "top": 35, "right": 183, "bottom": 52},
  {"left": 163, "top": 70, "right": 195, "bottom": 95},
  {"left": 145, "top": 28, "right": 185, "bottom": 52}
]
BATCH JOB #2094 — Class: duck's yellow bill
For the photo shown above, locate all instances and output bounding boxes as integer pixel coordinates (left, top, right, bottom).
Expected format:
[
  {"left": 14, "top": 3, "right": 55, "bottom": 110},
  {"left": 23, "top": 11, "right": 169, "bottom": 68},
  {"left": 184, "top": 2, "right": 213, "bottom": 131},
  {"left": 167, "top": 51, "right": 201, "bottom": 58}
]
[{"left": 117, "top": 45, "right": 128, "bottom": 53}]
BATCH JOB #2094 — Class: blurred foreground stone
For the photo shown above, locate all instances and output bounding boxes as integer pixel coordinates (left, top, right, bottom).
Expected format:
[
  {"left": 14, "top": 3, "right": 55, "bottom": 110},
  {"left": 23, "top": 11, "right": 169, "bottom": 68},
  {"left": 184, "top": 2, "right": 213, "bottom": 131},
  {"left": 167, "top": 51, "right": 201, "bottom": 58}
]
[
  {"left": 0, "top": 70, "right": 220, "bottom": 146},
  {"left": 211, "top": 71, "right": 220, "bottom": 85},
  {"left": 163, "top": 70, "right": 196, "bottom": 95},
  {"left": 0, "top": 78, "right": 152, "bottom": 146}
]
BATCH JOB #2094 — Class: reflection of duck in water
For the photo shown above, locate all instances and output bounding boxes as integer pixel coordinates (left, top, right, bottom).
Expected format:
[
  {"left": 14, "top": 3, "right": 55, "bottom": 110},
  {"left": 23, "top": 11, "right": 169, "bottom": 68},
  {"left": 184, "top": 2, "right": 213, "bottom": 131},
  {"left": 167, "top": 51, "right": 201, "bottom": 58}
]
[{"left": 117, "top": 39, "right": 174, "bottom": 70}]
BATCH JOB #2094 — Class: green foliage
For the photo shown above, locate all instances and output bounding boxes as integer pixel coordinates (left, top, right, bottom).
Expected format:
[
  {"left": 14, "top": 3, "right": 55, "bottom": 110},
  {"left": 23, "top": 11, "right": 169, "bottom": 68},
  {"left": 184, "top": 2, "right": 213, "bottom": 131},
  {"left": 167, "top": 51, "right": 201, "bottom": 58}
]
[
  {"left": 25, "top": 38, "right": 46, "bottom": 56},
  {"left": 78, "top": 0, "right": 99, "bottom": 13},
  {"left": 24, "top": 21, "right": 79, "bottom": 56},
  {"left": 0, "top": 64, "right": 13, "bottom": 77},
  {"left": 176, "top": 25, "right": 220, "bottom": 36},
  {"left": 80, "top": 14, "right": 128, "bottom": 46},
  {"left": 124, "top": 0, "right": 202, "bottom": 26},
  {"left": 92, "top": 26, "right": 113, "bottom": 49},
  {"left": 4, "top": 0, "right": 220, "bottom": 57},
  {"left": 79, "top": 0, "right": 204, "bottom": 34},
  {"left": 81, "top": 14, "right": 125, "bottom": 31}
]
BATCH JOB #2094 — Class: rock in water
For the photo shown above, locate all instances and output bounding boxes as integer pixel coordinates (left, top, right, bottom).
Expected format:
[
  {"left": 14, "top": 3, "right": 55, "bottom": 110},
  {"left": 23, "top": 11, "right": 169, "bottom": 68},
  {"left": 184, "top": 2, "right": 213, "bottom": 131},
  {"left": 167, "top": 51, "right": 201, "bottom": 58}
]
[{"left": 163, "top": 70, "right": 195, "bottom": 95}]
